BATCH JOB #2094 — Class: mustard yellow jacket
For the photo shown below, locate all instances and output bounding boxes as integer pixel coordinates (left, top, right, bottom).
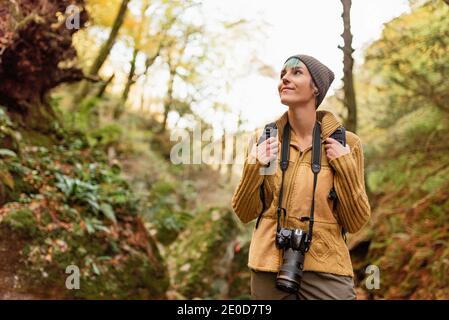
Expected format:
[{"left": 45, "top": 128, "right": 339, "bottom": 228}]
[{"left": 231, "top": 110, "right": 371, "bottom": 277}]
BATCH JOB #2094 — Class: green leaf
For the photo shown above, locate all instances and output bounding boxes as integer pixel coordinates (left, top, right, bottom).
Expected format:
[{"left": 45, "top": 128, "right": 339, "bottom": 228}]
[
  {"left": 0, "top": 149, "right": 17, "bottom": 158},
  {"left": 85, "top": 219, "right": 95, "bottom": 234},
  {"left": 92, "top": 262, "right": 101, "bottom": 275},
  {"left": 100, "top": 203, "right": 117, "bottom": 224}
]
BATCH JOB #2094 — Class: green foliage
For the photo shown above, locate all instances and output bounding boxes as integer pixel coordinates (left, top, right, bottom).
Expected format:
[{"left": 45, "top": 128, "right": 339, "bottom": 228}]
[
  {"left": 0, "top": 140, "right": 169, "bottom": 299},
  {"left": 55, "top": 173, "right": 100, "bottom": 211},
  {"left": 2, "top": 208, "right": 39, "bottom": 237},
  {"left": 146, "top": 180, "right": 195, "bottom": 246},
  {"left": 88, "top": 124, "right": 123, "bottom": 149},
  {"left": 353, "top": 0, "right": 449, "bottom": 299},
  {"left": 364, "top": 0, "right": 449, "bottom": 127},
  {"left": 169, "top": 207, "right": 241, "bottom": 299},
  {"left": 0, "top": 149, "right": 17, "bottom": 158},
  {"left": 0, "top": 107, "right": 20, "bottom": 153}
]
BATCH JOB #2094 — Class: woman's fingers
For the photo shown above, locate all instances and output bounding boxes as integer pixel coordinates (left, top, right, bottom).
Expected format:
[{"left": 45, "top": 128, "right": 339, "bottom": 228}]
[{"left": 257, "top": 137, "right": 280, "bottom": 165}]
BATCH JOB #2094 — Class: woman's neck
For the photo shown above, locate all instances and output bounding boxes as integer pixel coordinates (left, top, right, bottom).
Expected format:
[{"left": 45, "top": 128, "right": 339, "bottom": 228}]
[{"left": 287, "top": 102, "right": 317, "bottom": 139}]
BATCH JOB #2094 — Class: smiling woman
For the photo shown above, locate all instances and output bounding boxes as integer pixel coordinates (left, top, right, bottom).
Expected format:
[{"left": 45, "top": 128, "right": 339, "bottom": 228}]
[
  {"left": 278, "top": 57, "right": 320, "bottom": 111},
  {"left": 231, "top": 54, "right": 371, "bottom": 300}
]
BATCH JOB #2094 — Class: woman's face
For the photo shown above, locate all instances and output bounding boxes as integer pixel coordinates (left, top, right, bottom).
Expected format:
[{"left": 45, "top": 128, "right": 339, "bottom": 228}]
[{"left": 278, "top": 57, "right": 317, "bottom": 107}]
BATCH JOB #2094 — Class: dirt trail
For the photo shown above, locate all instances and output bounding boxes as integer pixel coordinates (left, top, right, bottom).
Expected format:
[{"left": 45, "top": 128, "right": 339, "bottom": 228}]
[{"left": 0, "top": 228, "right": 42, "bottom": 299}]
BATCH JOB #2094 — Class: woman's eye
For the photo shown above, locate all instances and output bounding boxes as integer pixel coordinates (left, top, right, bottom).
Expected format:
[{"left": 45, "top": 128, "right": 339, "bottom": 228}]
[{"left": 280, "top": 69, "right": 300, "bottom": 78}]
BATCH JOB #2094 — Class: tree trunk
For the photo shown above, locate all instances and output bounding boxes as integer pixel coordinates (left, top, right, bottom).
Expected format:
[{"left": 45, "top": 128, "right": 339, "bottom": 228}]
[
  {"left": 227, "top": 112, "right": 243, "bottom": 183},
  {"left": 159, "top": 68, "right": 176, "bottom": 133},
  {"left": 339, "top": 0, "right": 357, "bottom": 133},
  {"left": 0, "top": 0, "right": 88, "bottom": 139},
  {"left": 115, "top": 44, "right": 161, "bottom": 119},
  {"left": 76, "top": 0, "right": 130, "bottom": 103},
  {"left": 113, "top": 47, "right": 138, "bottom": 119},
  {"left": 121, "top": 48, "right": 137, "bottom": 101},
  {"left": 96, "top": 74, "right": 115, "bottom": 98},
  {"left": 88, "top": 0, "right": 130, "bottom": 76}
]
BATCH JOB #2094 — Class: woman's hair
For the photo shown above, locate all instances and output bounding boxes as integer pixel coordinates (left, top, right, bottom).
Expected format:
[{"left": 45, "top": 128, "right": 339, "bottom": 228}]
[{"left": 282, "top": 56, "right": 301, "bottom": 71}]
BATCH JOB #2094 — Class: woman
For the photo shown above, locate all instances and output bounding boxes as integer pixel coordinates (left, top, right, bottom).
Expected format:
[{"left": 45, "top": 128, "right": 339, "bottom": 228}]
[{"left": 231, "top": 54, "right": 371, "bottom": 300}]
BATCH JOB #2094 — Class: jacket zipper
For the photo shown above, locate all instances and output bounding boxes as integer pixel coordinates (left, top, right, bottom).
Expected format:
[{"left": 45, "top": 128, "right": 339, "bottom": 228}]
[{"left": 283, "top": 147, "right": 308, "bottom": 222}]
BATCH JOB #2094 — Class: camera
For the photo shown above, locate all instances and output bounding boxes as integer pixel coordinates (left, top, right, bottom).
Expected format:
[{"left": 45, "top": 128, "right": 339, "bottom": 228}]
[{"left": 275, "top": 227, "right": 308, "bottom": 293}]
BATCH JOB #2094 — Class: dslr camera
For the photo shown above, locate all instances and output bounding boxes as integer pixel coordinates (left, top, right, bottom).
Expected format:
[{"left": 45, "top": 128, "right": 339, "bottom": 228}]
[{"left": 275, "top": 227, "right": 308, "bottom": 293}]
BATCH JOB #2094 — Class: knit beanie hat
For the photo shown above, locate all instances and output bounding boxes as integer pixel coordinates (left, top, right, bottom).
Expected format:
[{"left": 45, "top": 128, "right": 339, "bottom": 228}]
[{"left": 283, "top": 54, "right": 335, "bottom": 108}]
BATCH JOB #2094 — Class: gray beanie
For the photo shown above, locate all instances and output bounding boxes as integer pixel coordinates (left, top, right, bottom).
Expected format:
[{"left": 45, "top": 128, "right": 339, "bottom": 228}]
[{"left": 284, "top": 54, "right": 335, "bottom": 108}]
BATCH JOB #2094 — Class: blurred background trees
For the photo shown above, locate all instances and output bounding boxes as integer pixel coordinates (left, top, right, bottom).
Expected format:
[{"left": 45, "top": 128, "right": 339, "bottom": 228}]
[{"left": 0, "top": 0, "right": 447, "bottom": 299}]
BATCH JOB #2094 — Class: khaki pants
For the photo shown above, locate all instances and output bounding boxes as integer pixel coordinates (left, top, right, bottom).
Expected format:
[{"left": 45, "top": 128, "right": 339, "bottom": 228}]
[{"left": 251, "top": 269, "right": 356, "bottom": 300}]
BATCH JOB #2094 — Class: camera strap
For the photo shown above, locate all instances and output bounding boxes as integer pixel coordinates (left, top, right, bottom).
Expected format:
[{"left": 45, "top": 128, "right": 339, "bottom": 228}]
[
  {"left": 276, "top": 120, "right": 322, "bottom": 251},
  {"left": 304, "top": 120, "right": 322, "bottom": 251}
]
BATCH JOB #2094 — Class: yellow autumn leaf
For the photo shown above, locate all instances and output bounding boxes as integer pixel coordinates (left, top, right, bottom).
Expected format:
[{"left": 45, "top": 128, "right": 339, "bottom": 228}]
[{"left": 0, "top": 170, "right": 14, "bottom": 190}]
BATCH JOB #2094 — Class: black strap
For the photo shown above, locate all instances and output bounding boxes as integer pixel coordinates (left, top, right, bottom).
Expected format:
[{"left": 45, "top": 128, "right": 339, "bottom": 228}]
[
  {"left": 275, "top": 122, "right": 291, "bottom": 232},
  {"left": 255, "top": 183, "right": 266, "bottom": 229},
  {"left": 303, "top": 121, "right": 322, "bottom": 251},
  {"left": 328, "top": 186, "right": 347, "bottom": 242},
  {"left": 330, "top": 127, "right": 346, "bottom": 147},
  {"left": 327, "top": 127, "right": 347, "bottom": 242},
  {"left": 255, "top": 123, "right": 277, "bottom": 229}
]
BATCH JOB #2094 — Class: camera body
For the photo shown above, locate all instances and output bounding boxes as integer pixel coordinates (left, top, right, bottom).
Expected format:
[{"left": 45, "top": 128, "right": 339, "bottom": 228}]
[{"left": 275, "top": 227, "right": 308, "bottom": 293}]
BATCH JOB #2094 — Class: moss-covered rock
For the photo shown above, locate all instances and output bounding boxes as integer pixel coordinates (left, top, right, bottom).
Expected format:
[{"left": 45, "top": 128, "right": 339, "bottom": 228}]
[{"left": 169, "top": 207, "right": 241, "bottom": 299}]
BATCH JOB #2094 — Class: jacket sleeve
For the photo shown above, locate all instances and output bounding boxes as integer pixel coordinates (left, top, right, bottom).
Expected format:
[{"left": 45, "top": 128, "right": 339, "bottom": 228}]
[
  {"left": 329, "top": 138, "right": 371, "bottom": 233},
  {"left": 231, "top": 132, "right": 265, "bottom": 224}
]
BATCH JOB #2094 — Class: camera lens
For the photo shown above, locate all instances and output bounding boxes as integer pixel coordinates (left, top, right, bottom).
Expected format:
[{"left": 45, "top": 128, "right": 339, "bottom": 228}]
[{"left": 276, "top": 247, "right": 305, "bottom": 293}]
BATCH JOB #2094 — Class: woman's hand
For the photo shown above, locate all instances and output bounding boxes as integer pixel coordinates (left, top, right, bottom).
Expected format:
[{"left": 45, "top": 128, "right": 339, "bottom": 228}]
[
  {"left": 324, "top": 137, "right": 350, "bottom": 162},
  {"left": 257, "top": 137, "right": 280, "bottom": 166}
]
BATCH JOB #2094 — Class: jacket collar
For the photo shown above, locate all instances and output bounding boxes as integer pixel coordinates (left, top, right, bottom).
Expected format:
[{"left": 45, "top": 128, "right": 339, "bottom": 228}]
[{"left": 275, "top": 109, "right": 342, "bottom": 148}]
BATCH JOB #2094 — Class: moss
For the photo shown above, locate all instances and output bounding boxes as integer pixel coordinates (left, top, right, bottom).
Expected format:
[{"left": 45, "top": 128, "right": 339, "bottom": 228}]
[{"left": 2, "top": 208, "right": 40, "bottom": 237}]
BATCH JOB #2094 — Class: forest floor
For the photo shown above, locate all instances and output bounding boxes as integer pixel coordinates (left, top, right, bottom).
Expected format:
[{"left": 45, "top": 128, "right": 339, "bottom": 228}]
[{"left": 0, "top": 228, "right": 44, "bottom": 299}]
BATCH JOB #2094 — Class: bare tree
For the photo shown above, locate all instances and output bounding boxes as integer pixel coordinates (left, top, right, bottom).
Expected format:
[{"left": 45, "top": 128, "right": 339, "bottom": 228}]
[
  {"left": 76, "top": 0, "right": 131, "bottom": 103},
  {"left": 227, "top": 111, "right": 244, "bottom": 183},
  {"left": 88, "top": 0, "right": 131, "bottom": 76},
  {"left": 339, "top": 0, "right": 357, "bottom": 133}
]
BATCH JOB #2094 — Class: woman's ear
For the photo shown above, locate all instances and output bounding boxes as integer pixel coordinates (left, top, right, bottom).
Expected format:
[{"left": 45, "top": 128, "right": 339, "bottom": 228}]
[{"left": 310, "top": 80, "right": 319, "bottom": 96}]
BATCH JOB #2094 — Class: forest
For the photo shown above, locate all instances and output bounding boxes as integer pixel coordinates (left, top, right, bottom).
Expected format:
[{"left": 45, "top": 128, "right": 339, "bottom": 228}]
[{"left": 0, "top": 0, "right": 448, "bottom": 299}]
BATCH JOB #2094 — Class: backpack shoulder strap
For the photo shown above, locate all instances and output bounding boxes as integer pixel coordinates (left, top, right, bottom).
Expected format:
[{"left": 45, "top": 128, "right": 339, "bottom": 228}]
[
  {"left": 255, "top": 122, "right": 277, "bottom": 229},
  {"left": 330, "top": 126, "right": 346, "bottom": 147},
  {"left": 328, "top": 126, "right": 347, "bottom": 240},
  {"left": 257, "top": 122, "right": 277, "bottom": 145}
]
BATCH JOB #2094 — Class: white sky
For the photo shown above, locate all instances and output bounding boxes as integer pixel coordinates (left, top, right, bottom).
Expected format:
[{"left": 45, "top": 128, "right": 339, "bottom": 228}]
[{"left": 198, "top": 0, "right": 411, "bottom": 134}]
